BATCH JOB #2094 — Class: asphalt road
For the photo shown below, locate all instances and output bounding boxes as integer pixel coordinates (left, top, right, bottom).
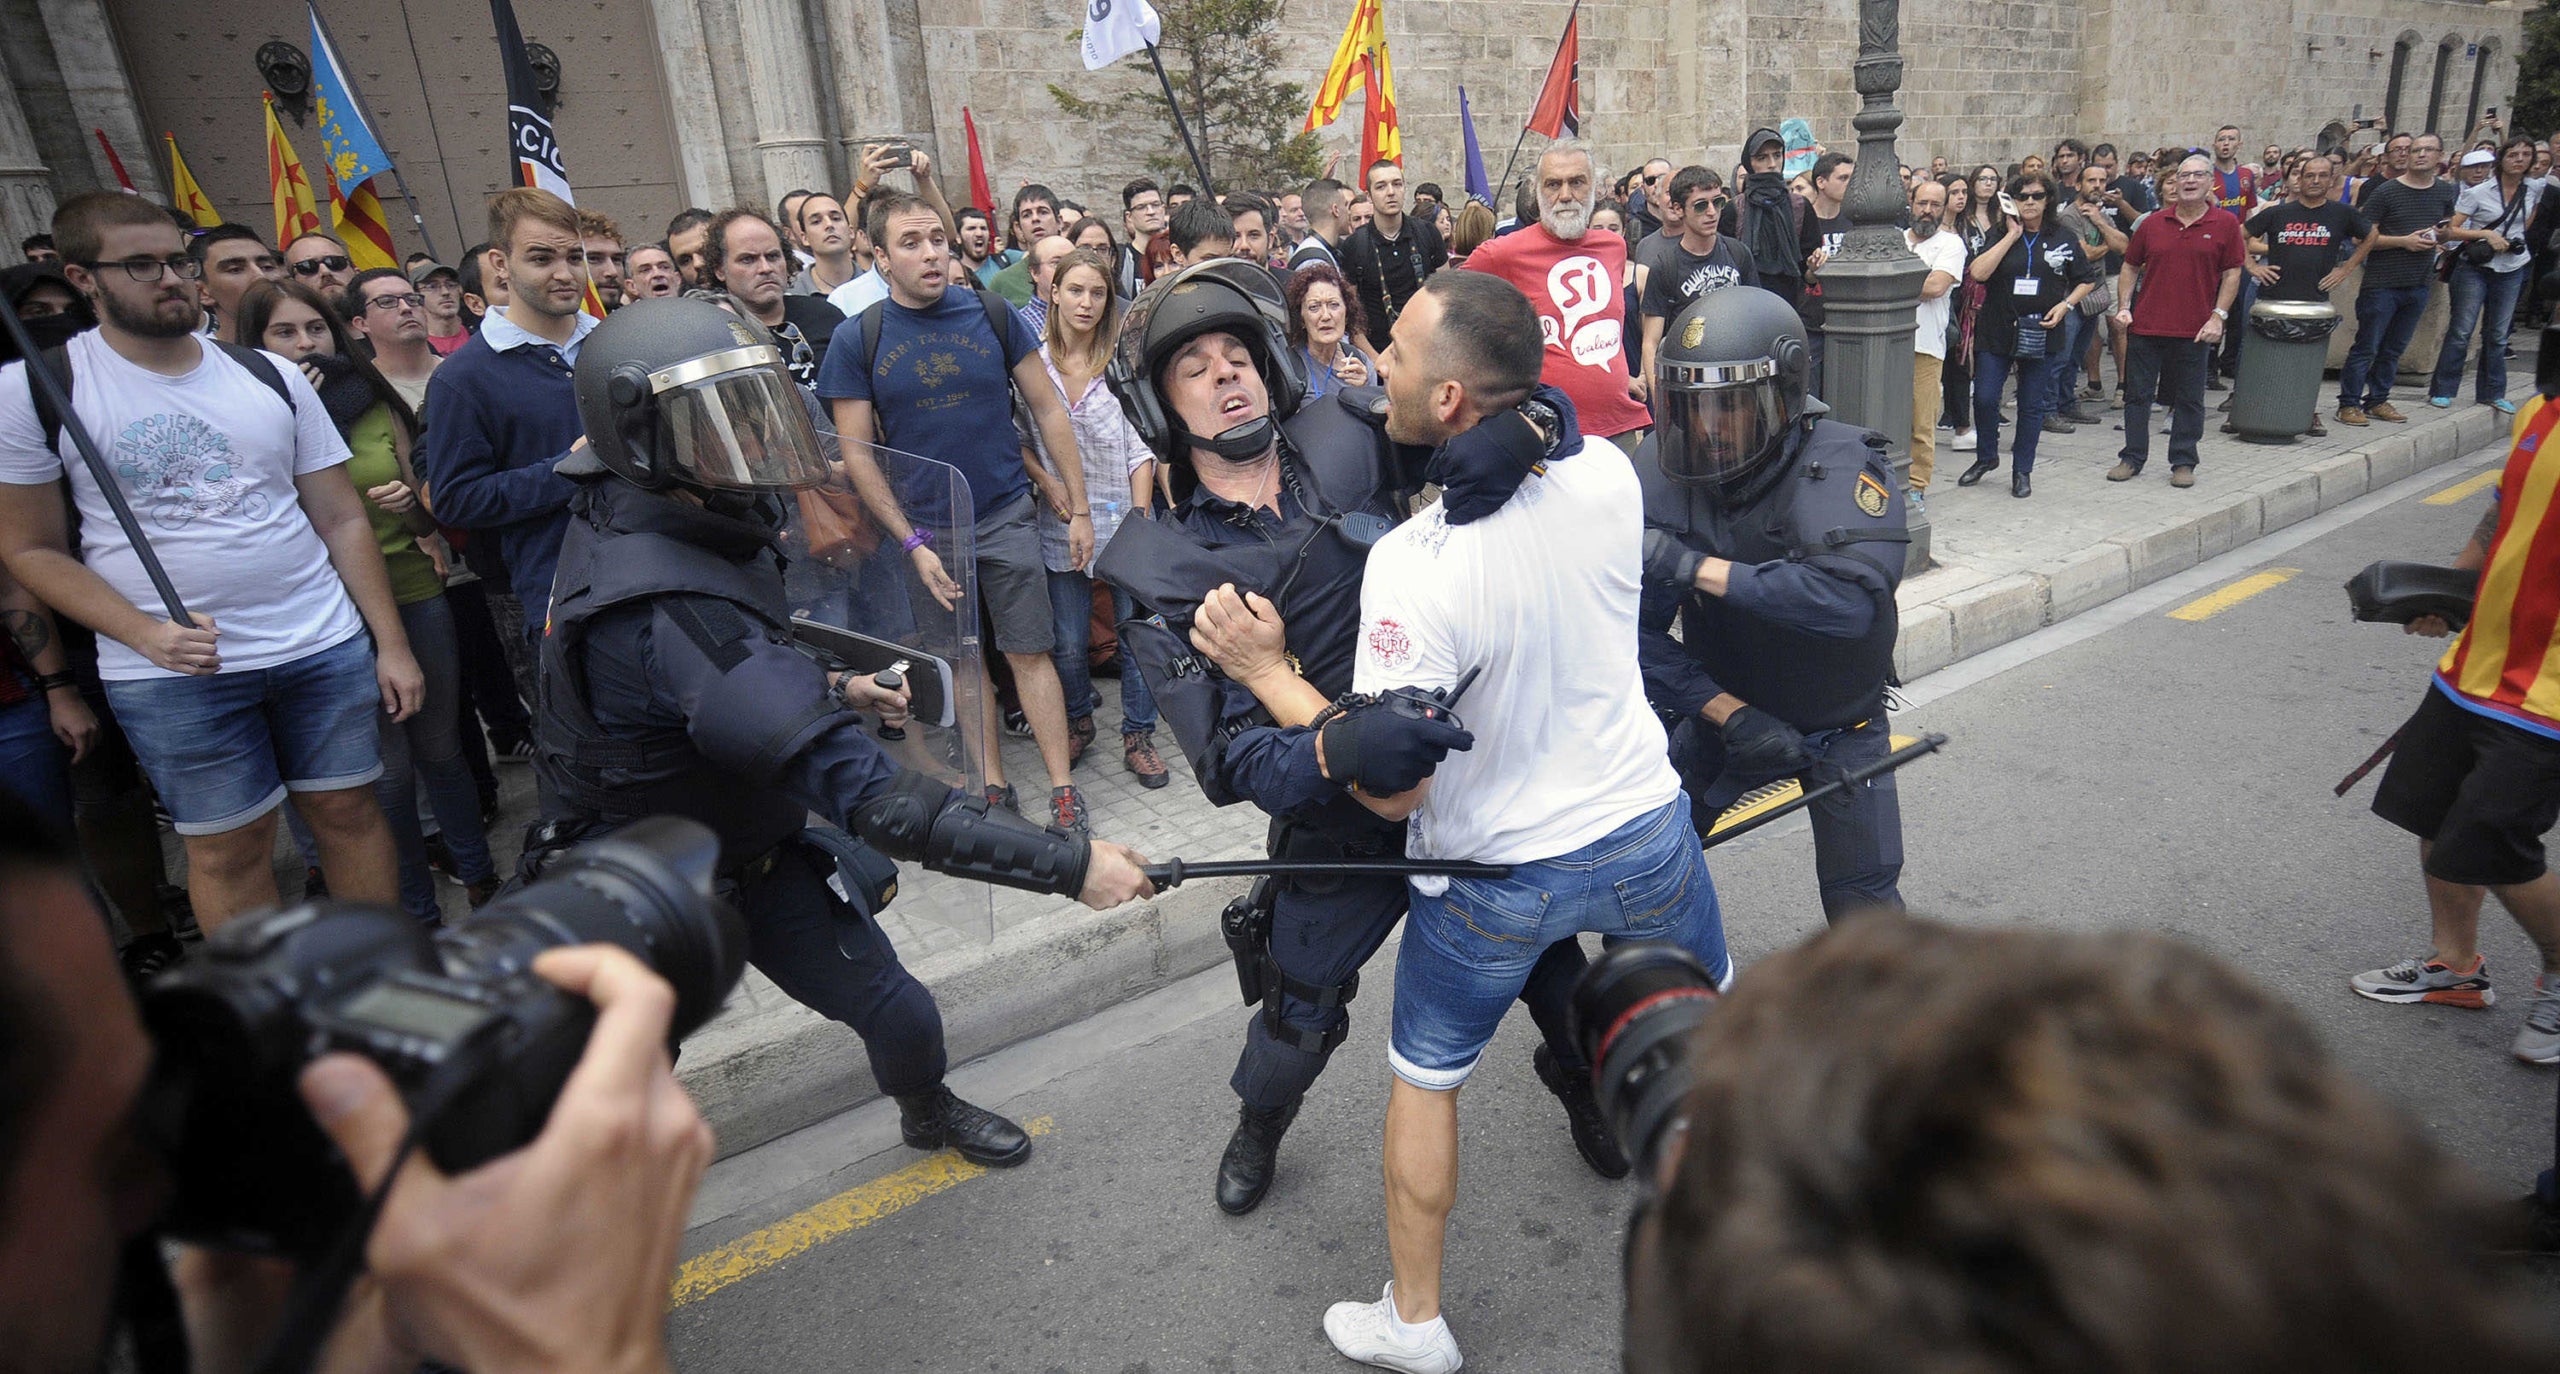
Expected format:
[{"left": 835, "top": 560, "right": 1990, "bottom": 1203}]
[{"left": 670, "top": 441, "right": 2556, "bottom": 1372}]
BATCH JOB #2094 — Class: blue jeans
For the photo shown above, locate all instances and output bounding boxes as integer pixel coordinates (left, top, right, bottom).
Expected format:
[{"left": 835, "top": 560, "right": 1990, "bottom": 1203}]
[
  {"left": 1388, "top": 797, "right": 1728, "bottom": 1089},
  {"left": 2050, "top": 309, "right": 2098, "bottom": 412},
  {"left": 0, "top": 695, "right": 71, "bottom": 837},
  {"left": 378, "top": 595, "right": 498, "bottom": 918},
  {"left": 103, "top": 633, "right": 383, "bottom": 835},
  {"left": 2338, "top": 283, "right": 2434, "bottom": 409},
  {"left": 1046, "top": 569, "right": 1157, "bottom": 733},
  {"left": 1972, "top": 349, "right": 2063, "bottom": 475},
  {"left": 2429, "top": 262, "right": 2525, "bottom": 404}
]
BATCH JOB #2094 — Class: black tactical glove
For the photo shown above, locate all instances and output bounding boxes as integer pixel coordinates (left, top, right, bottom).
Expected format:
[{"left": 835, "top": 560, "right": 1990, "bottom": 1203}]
[
  {"left": 1319, "top": 702, "right": 1476, "bottom": 795},
  {"left": 1719, "top": 705, "right": 1811, "bottom": 777}
]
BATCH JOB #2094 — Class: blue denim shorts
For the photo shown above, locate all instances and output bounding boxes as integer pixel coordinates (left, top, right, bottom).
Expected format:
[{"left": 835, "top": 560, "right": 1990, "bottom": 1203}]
[
  {"left": 1389, "top": 797, "right": 1729, "bottom": 1090},
  {"left": 103, "top": 633, "right": 384, "bottom": 835}
]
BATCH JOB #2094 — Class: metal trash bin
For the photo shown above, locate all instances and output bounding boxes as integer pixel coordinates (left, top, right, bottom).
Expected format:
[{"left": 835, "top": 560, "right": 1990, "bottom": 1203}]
[{"left": 2230, "top": 299, "right": 2340, "bottom": 443}]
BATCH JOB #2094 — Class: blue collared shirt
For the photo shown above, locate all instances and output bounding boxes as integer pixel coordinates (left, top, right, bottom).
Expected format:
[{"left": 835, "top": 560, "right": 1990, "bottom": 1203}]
[{"left": 479, "top": 306, "right": 599, "bottom": 365}]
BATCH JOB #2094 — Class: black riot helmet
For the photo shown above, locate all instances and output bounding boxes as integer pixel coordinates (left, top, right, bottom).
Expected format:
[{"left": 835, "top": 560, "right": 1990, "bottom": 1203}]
[
  {"left": 1107, "top": 258, "right": 1309, "bottom": 464},
  {"left": 572, "top": 296, "right": 830, "bottom": 492},
  {"left": 1654, "top": 285, "right": 1825, "bottom": 501}
]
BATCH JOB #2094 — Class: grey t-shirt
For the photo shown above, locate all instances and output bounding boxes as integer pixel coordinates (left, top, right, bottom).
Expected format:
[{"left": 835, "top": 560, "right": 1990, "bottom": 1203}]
[{"left": 2357, "top": 178, "right": 2461, "bottom": 290}]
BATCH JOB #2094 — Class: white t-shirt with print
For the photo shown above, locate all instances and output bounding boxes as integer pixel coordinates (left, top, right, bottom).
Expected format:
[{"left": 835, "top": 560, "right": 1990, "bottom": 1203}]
[
  {"left": 1908, "top": 228, "right": 1968, "bottom": 360},
  {"left": 0, "top": 330, "right": 361, "bottom": 680},
  {"left": 1353, "top": 435, "right": 1682, "bottom": 874}
]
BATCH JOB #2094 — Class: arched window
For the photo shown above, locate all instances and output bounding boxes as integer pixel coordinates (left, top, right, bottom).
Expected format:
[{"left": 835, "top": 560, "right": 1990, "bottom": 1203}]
[
  {"left": 2384, "top": 35, "right": 2415, "bottom": 130},
  {"left": 2426, "top": 37, "right": 2456, "bottom": 133},
  {"left": 2464, "top": 39, "right": 2498, "bottom": 137}
]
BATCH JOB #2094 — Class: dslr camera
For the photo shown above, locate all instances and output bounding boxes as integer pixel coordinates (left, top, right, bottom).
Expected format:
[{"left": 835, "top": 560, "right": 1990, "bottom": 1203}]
[
  {"left": 1569, "top": 941, "right": 1722, "bottom": 1183},
  {"left": 139, "top": 817, "right": 747, "bottom": 1257}
]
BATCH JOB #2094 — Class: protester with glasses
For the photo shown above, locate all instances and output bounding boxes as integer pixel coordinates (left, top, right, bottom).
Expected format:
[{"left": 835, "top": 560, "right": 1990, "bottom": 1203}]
[
  {"left": 186, "top": 223, "right": 282, "bottom": 344},
  {"left": 1637, "top": 166, "right": 1760, "bottom": 389},
  {"left": 282, "top": 231, "right": 357, "bottom": 299},
  {"left": 1956, "top": 169, "right": 2098, "bottom": 499},
  {"left": 2109, "top": 153, "right": 2243, "bottom": 487},
  {"left": 344, "top": 267, "right": 442, "bottom": 415}
]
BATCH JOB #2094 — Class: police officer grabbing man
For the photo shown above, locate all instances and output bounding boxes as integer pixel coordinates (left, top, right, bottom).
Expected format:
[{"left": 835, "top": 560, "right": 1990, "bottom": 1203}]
[
  {"left": 540, "top": 297, "right": 1155, "bottom": 1166},
  {"left": 1096, "top": 261, "right": 1609, "bottom": 1216},
  {"left": 1633, "top": 287, "right": 1910, "bottom": 923}
]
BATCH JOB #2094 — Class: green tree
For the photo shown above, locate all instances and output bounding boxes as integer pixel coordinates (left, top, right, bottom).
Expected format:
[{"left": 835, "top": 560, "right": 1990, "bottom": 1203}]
[
  {"left": 1051, "top": 0, "right": 1324, "bottom": 191},
  {"left": 2515, "top": 0, "right": 2560, "bottom": 137}
]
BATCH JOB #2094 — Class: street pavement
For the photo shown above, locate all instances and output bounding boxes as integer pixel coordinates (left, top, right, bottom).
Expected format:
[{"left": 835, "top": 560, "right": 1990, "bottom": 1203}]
[{"left": 667, "top": 442, "right": 2560, "bottom": 1371}]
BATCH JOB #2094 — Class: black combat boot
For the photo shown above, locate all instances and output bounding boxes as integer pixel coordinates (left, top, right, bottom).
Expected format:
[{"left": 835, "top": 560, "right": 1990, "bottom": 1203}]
[
  {"left": 1534, "top": 1044, "right": 1630, "bottom": 1179},
  {"left": 896, "top": 1086, "right": 1032, "bottom": 1167},
  {"left": 1215, "top": 1099, "right": 1300, "bottom": 1215}
]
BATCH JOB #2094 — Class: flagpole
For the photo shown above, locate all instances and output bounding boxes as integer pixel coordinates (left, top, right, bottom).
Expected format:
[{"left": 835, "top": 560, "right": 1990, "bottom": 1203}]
[
  {"left": 310, "top": 1, "right": 442, "bottom": 261},
  {"left": 1493, "top": 127, "right": 1532, "bottom": 210},
  {"left": 1144, "top": 42, "right": 1217, "bottom": 198}
]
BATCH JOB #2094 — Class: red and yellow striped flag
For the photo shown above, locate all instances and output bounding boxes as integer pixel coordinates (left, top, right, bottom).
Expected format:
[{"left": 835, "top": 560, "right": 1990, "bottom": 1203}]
[
  {"left": 265, "top": 92, "right": 321, "bottom": 246},
  {"left": 324, "top": 164, "right": 399, "bottom": 271},
  {"left": 165, "top": 133, "right": 219, "bottom": 228},
  {"left": 1303, "top": 0, "right": 1397, "bottom": 164}
]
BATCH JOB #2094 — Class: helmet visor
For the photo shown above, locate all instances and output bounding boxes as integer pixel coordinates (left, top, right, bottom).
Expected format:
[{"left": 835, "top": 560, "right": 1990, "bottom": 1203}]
[
  {"left": 651, "top": 348, "right": 830, "bottom": 491},
  {"left": 1655, "top": 361, "right": 1786, "bottom": 489}
]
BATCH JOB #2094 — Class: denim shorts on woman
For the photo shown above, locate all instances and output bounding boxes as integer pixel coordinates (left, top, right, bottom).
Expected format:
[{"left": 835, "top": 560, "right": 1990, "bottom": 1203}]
[
  {"left": 1389, "top": 797, "right": 1729, "bottom": 1090},
  {"left": 102, "top": 632, "right": 383, "bottom": 836}
]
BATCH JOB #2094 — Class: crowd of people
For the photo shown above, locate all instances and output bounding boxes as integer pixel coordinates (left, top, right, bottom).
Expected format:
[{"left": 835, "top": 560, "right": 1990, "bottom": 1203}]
[{"left": 1, "top": 101, "right": 2558, "bottom": 1374}]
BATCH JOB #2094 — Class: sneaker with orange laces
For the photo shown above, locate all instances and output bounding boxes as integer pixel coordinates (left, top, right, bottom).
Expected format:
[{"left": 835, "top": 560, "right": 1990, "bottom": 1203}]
[
  {"left": 1049, "top": 784, "right": 1091, "bottom": 836},
  {"left": 2350, "top": 952, "right": 2495, "bottom": 1008}
]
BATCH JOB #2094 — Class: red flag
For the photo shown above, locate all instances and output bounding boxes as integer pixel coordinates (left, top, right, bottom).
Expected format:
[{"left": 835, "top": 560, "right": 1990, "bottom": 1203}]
[
  {"left": 94, "top": 128, "right": 137, "bottom": 192},
  {"left": 962, "top": 107, "right": 994, "bottom": 214},
  {"left": 1358, "top": 56, "right": 1397, "bottom": 173},
  {"left": 1525, "top": 2, "right": 1580, "bottom": 139}
]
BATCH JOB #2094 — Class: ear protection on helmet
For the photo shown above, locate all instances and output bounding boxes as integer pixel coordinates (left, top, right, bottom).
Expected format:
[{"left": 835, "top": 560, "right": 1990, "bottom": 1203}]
[{"left": 605, "top": 364, "right": 670, "bottom": 488}]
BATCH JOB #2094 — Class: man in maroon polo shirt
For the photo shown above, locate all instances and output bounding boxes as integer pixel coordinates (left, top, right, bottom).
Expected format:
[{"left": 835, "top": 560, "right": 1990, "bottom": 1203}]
[{"left": 2110, "top": 154, "right": 2244, "bottom": 487}]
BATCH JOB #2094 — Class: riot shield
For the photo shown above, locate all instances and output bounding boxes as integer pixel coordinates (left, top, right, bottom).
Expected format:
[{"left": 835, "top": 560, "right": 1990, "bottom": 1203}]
[{"left": 775, "top": 426, "right": 995, "bottom": 945}]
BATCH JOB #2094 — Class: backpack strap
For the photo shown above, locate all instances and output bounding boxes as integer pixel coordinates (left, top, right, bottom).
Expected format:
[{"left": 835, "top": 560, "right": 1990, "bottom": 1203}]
[
  {"left": 208, "top": 340, "right": 299, "bottom": 417},
  {"left": 29, "top": 345, "right": 71, "bottom": 461}
]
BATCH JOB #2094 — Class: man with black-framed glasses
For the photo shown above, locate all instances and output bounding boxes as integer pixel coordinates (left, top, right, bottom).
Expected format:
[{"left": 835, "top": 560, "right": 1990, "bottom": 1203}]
[
  {"left": 345, "top": 268, "right": 441, "bottom": 414},
  {"left": 1638, "top": 166, "right": 1759, "bottom": 390},
  {"left": 282, "top": 231, "right": 356, "bottom": 300},
  {"left": 187, "top": 223, "right": 282, "bottom": 343}
]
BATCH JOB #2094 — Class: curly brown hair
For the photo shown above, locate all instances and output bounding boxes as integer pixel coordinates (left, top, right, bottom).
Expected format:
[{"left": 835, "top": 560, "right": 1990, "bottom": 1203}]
[
  {"left": 1281, "top": 260, "right": 1366, "bottom": 352},
  {"left": 1627, "top": 917, "right": 2552, "bottom": 1374}
]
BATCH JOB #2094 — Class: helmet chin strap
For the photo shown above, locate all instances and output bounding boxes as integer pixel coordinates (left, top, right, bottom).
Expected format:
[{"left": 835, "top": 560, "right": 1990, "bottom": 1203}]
[{"left": 1196, "top": 414, "right": 1276, "bottom": 461}]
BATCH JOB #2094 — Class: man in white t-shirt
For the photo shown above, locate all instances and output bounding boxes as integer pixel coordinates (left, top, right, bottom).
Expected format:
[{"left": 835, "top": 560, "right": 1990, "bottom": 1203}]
[
  {"left": 1318, "top": 271, "right": 1730, "bottom": 1374},
  {"left": 1906, "top": 178, "right": 1967, "bottom": 507},
  {"left": 0, "top": 194, "right": 422, "bottom": 930}
]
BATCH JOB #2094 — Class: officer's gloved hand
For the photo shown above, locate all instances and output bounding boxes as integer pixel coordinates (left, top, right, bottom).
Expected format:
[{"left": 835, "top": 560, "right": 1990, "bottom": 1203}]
[
  {"left": 1319, "top": 703, "right": 1476, "bottom": 794},
  {"left": 1719, "top": 705, "right": 1812, "bottom": 777}
]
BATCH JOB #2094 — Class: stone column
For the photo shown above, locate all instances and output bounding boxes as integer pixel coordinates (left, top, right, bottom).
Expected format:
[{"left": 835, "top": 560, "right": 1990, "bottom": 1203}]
[
  {"left": 0, "top": 55, "right": 56, "bottom": 253},
  {"left": 1812, "top": 0, "right": 1930, "bottom": 574},
  {"left": 734, "top": 0, "right": 834, "bottom": 207},
  {"left": 645, "top": 0, "right": 740, "bottom": 210},
  {"left": 816, "top": 0, "right": 942, "bottom": 175},
  {"left": 40, "top": 0, "right": 158, "bottom": 199}
]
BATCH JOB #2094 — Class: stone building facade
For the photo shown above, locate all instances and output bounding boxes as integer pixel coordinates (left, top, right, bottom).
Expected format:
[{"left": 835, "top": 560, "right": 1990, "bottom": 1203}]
[{"left": 0, "top": 0, "right": 2527, "bottom": 263}]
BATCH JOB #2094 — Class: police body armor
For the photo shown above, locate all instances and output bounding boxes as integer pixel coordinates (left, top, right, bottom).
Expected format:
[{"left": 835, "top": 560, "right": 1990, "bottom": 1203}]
[
  {"left": 1636, "top": 417, "right": 1908, "bottom": 733},
  {"left": 535, "top": 479, "right": 820, "bottom": 863}
]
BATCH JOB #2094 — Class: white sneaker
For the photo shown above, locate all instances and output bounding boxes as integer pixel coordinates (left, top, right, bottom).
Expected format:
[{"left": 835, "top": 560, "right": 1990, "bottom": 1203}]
[
  {"left": 1949, "top": 429, "right": 1976, "bottom": 451},
  {"left": 1323, "top": 1282, "right": 1463, "bottom": 1372},
  {"left": 2516, "top": 974, "right": 2560, "bottom": 1065}
]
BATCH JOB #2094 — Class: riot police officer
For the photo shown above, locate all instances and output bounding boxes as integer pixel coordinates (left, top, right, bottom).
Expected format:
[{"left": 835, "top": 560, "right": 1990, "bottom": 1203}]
[
  {"left": 538, "top": 297, "right": 1155, "bottom": 1166},
  {"left": 1633, "top": 287, "right": 1911, "bottom": 923},
  {"left": 1094, "top": 261, "right": 1608, "bottom": 1216}
]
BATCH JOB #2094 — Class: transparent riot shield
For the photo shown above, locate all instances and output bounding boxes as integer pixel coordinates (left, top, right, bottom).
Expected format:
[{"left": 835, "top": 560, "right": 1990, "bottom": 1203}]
[{"left": 775, "top": 426, "right": 994, "bottom": 946}]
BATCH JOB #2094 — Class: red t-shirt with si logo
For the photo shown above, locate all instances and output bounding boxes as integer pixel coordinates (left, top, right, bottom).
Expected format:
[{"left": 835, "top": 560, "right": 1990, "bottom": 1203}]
[{"left": 1459, "top": 224, "right": 1653, "bottom": 439}]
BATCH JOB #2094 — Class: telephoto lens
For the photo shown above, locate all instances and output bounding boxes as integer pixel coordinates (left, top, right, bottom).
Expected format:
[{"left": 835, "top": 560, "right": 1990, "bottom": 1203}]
[
  {"left": 139, "top": 817, "right": 747, "bottom": 1256},
  {"left": 1568, "top": 942, "right": 1722, "bottom": 1181}
]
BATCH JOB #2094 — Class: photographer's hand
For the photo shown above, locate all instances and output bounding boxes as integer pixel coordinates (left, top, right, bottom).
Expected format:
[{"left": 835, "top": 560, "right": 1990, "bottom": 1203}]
[{"left": 298, "top": 945, "right": 713, "bottom": 1374}]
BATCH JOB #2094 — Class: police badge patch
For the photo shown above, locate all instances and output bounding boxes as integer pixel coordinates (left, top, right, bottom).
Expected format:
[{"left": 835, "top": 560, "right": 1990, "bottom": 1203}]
[
  {"left": 1855, "top": 472, "right": 1890, "bottom": 517},
  {"left": 1680, "top": 315, "right": 1706, "bottom": 351}
]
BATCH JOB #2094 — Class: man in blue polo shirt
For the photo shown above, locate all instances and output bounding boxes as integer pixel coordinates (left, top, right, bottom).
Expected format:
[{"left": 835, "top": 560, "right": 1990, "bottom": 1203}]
[{"left": 817, "top": 192, "right": 1099, "bottom": 833}]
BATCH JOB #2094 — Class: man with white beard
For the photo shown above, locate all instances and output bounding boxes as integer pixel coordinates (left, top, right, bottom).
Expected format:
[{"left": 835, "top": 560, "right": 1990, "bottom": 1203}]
[{"left": 1457, "top": 141, "right": 1656, "bottom": 447}]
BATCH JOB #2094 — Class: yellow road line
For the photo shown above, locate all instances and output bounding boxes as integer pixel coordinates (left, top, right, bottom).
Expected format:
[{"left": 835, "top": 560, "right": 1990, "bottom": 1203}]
[
  {"left": 2422, "top": 468, "right": 2503, "bottom": 506},
  {"left": 672, "top": 1116, "right": 1055, "bottom": 1307},
  {"left": 1705, "top": 735, "right": 1918, "bottom": 836},
  {"left": 2166, "top": 569, "right": 2298, "bottom": 622}
]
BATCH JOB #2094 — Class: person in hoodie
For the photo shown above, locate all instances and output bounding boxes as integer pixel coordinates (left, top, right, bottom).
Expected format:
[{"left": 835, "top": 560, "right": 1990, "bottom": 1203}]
[{"left": 1727, "top": 127, "right": 1825, "bottom": 366}]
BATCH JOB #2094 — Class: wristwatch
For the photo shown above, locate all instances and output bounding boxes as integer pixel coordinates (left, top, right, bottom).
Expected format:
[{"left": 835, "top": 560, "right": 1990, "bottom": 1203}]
[{"left": 2211, "top": 308, "right": 2229, "bottom": 320}]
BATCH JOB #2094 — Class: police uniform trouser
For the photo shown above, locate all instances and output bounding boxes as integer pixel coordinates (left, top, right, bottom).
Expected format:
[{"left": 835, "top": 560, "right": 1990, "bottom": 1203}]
[
  {"left": 1674, "top": 714, "right": 1905, "bottom": 923},
  {"left": 1231, "top": 833, "right": 1593, "bottom": 1110},
  {"left": 738, "top": 841, "right": 948, "bottom": 1099}
]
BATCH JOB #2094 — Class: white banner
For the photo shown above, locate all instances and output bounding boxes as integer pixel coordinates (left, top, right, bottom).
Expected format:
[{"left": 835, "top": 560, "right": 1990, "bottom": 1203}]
[{"left": 1081, "top": 0, "right": 1161, "bottom": 71}]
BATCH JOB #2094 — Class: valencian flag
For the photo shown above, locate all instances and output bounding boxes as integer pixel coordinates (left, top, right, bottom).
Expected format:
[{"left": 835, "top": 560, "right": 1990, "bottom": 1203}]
[
  {"left": 1305, "top": 0, "right": 1399, "bottom": 168},
  {"left": 309, "top": 2, "right": 400, "bottom": 269},
  {"left": 265, "top": 93, "right": 322, "bottom": 246},
  {"left": 1526, "top": 0, "right": 1580, "bottom": 139},
  {"left": 491, "top": 0, "right": 605, "bottom": 314},
  {"left": 165, "top": 134, "right": 219, "bottom": 226}
]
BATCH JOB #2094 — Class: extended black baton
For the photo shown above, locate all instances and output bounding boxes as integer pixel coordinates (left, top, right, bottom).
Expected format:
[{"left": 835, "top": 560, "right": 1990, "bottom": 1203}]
[
  {"left": 1703, "top": 731, "right": 1950, "bottom": 850},
  {"left": 1143, "top": 857, "right": 1514, "bottom": 890},
  {"left": 0, "top": 291, "right": 191, "bottom": 625}
]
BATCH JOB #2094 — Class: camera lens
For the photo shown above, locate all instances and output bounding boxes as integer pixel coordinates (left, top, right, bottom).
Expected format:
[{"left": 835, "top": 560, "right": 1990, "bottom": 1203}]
[{"left": 1569, "top": 943, "right": 1721, "bottom": 1179}]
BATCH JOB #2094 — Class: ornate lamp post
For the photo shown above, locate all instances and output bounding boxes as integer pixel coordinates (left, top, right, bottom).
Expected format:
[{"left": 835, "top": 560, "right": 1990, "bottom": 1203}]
[{"left": 1813, "top": 0, "right": 1930, "bottom": 573}]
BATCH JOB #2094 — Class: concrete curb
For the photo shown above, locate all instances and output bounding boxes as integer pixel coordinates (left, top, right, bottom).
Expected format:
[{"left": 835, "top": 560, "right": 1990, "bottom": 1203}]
[
  {"left": 1891, "top": 404, "right": 2503, "bottom": 683},
  {"left": 692, "top": 399, "right": 2513, "bottom": 1159}
]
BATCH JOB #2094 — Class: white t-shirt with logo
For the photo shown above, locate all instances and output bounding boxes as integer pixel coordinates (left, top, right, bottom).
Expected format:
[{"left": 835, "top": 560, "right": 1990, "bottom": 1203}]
[
  {"left": 1353, "top": 436, "right": 1682, "bottom": 874},
  {"left": 0, "top": 330, "right": 362, "bottom": 680},
  {"left": 1908, "top": 228, "right": 1968, "bottom": 360}
]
